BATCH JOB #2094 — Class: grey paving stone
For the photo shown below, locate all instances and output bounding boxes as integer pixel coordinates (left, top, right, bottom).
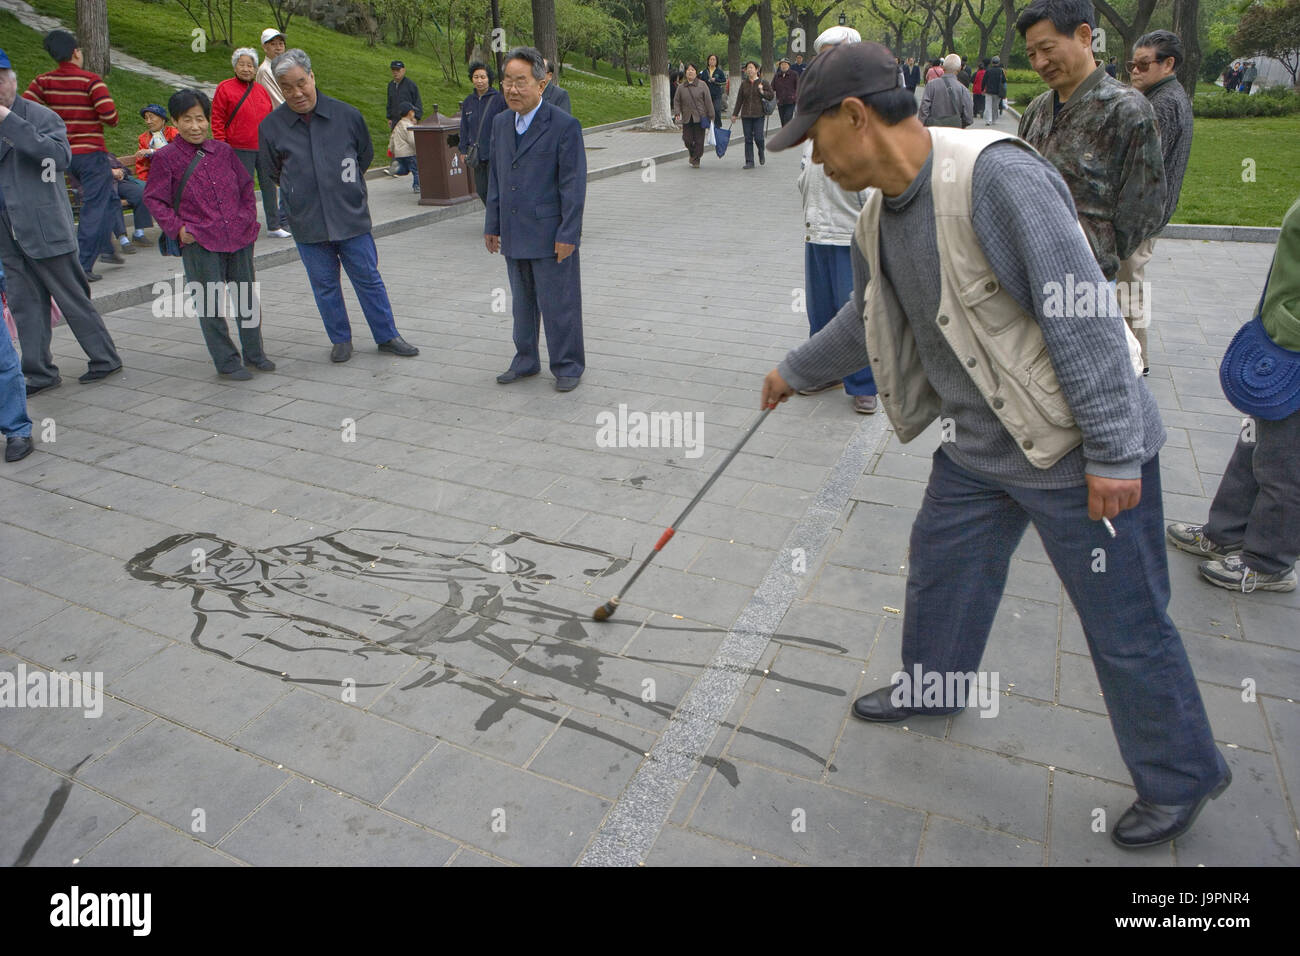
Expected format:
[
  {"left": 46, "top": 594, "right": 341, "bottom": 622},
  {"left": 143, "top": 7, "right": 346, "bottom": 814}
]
[
  {"left": 1180, "top": 628, "right": 1300, "bottom": 700},
  {"left": 644, "top": 825, "right": 787, "bottom": 866},
  {"left": 108, "top": 643, "right": 294, "bottom": 739},
  {"left": 77, "top": 719, "right": 286, "bottom": 844},
  {"left": 620, "top": 614, "right": 729, "bottom": 674},
  {"left": 1172, "top": 747, "right": 1298, "bottom": 866},
  {"left": 689, "top": 761, "right": 925, "bottom": 865},
  {"left": 220, "top": 777, "right": 458, "bottom": 866},
  {"left": 230, "top": 689, "right": 435, "bottom": 804},
  {"left": 831, "top": 723, "right": 1049, "bottom": 838},
  {"left": 1047, "top": 770, "right": 1172, "bottom": 866},
  {"left": 1200, "top": 682, "right": 1273, "bottom": 752},
  {"left": 0, "top": 751, "right": 135, "bottom": 867},
  {"left": 447, "top": 847, "right": 513, "bottom": 866},
  {"left": 807, "top": 564, "right": 907, "bottom": 615},
  {"left": 827, "top": 501, "right": 916, "bottom": 575},
  {"left": 79, "top": 814, "right": 241, "bottom": 867},
  {"left": 685, "top": 539, "right": 779, "bottom": 590},
  {"left": 368, "top": 669, "right": 568, "bottom": 765},
  {"left": 726, "top": 646, "right": 861, "bottom": 779},
  {"left": 503, "top": 637, "right": 693, "bottom": 731},
  {"left": 0, "top": 577, "right": 70, "bottom": 638},
  {"left": 984, "top": 596, "right": 1062, "bottom": 703},
  {"left": 1236, "top": 598, "right": 1300, "bottom": 652},
  {"left": 5, "top": 605, "right": 172, "bottom": 677},
  {"left": 949, "top": 693, "right": 1131, "bottom": 785},
  {"left": 1262, "top": 698, "right": 1300, "bottom": 827},
  {"left": 527, "top": 714, "right": 656, "bottom": 800},
  {"left": 775, "top": 601, "right": 879, "bottom": 660},
  {"left": 382, "top": 744, "right": 611, "bottom": 866},
  {"left": 917, "top": 816, "right": 1045, "bottom": 866}
]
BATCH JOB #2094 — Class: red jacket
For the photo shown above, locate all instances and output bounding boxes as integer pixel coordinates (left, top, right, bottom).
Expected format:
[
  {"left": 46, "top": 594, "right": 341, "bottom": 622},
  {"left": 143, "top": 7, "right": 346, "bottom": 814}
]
[
  {"left": 210, "top": 77, "right": 273, "bottom": 151},
  {"left": 973, "top": 69, "right": 986, "bottom": 95},
  {"left": 136, "top": 126, "right": 178, "bottom": 180}
]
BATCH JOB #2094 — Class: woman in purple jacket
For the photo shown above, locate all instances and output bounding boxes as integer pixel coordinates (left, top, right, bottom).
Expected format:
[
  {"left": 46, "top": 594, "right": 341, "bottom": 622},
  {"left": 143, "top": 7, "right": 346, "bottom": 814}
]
[{"left": 143, "top": 88, "right": 273, "bottom": 380}]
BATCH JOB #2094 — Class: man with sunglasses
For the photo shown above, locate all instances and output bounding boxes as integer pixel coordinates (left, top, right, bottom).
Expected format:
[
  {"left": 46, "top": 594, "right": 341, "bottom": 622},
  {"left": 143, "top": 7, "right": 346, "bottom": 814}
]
[{"left": 1117, "top": 31, "right": 1193, "bottom": 375}]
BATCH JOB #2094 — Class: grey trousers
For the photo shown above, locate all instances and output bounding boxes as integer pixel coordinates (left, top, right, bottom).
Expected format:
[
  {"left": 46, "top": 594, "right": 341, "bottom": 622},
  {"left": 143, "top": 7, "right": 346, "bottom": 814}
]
[
  {"left": 1205, "top": 412, "right": 1300, "bottom": 574},
  {"left": 0, "top": 208, "right": 121, "bottom": 387},
  {"left": 179, "top": 243, "right": 265, "bottom": 373}
]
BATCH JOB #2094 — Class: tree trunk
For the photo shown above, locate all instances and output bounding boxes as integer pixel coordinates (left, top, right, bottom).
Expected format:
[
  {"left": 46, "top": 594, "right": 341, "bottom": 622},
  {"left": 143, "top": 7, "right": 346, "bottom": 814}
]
[
  {"left": 1172, "top": 0, "right": 1201, "bottom": 101},
  {"left": 999, "top": 0, "right": 1018, "bottom": 62},
  {"left": 759, "top": 0, "right": 775, "bottom": 76},
  {"left": 725, "top": 3, "right": 757, "bottom": 115},
  {"left": 531, "top": 0, "right": 558, "bottom": 71},
  {"left": 622, "top": 35, "right": 632, "bottom": 85},
  {"left": 1093, "top": 0, "right": 1158, "bottom": 82},
  {"left": 76, "top": 0, "right": 111, "bottom": 76},
  {"left": 645, "top": 0, "right": 674, "bottom": 128}
]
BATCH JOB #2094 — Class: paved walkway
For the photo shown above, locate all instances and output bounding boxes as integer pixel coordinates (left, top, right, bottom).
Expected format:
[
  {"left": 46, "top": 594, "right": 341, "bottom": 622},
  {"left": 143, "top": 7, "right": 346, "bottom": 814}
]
[{"left": 1, "top": 115, "right": 1293, "bottom": 867}]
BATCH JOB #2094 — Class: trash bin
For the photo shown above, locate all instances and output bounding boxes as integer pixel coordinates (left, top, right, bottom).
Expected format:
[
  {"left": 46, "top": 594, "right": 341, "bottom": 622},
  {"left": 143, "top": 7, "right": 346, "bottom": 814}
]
[{"left": 412, "top": 108, "right": 475, "bottom": 206}]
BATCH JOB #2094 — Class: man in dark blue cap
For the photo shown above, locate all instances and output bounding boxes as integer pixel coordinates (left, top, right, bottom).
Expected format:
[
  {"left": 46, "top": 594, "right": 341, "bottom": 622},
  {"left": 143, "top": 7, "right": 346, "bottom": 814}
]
[
  {"left": 1168, "top": 196, "right": 1300, "bottom": 593},
  {"left": 386, "top": 60, "right": 422, "bottom": 129}
]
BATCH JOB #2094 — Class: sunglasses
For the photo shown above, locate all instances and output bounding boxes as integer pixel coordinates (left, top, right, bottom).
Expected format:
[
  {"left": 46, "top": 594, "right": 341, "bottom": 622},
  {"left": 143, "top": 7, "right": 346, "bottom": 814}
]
[{"left": 1125, "top": 55, "right": 1169, "bottom": 72}]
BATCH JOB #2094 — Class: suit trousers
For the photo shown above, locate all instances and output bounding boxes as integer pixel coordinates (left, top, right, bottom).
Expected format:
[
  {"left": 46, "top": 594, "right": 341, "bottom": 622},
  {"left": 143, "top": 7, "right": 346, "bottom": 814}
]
[
  {"left": 179, "top": 243, "right": 265, "bottom": 373},
  {"left": 295, "top": 233, "right": 400, "bottom": 345},
  {"left": 504, "top": 252, "right": 585, "bottom": 379},
  {"left": 70, "top": 151, "right": 117, "bottom": 274},
  {"left": 235, "top": 148, "right": 284, "bottom": 234},
  {"left": 805, "top": 243, "right": 875, "bottom": 395},
  {"left": 903, "top": 446, "right": 1227, "bottom": 804},
  {"left": 0, "top": 207, "right": 121, "bottom": 387},
  {"left": 1205, "top": 413, "right": 1300, "bottom": 575}
]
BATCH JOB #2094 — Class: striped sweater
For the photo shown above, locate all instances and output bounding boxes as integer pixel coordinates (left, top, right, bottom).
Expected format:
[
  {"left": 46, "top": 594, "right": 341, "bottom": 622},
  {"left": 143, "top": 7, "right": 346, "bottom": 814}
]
[{"left": 22, "top": 62, "right": 119, "bottom": 155}]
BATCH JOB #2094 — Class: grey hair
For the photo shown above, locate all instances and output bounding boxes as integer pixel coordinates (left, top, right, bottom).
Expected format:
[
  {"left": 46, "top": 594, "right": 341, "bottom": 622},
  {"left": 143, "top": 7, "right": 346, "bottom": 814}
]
[
  {"left": 504, "top": 46, "right": 546, "bottom": 81},
  {"left": 232, "top": 47, "right": 259, "bottom": 70},
  {"left": 272, "top": 47, "right": 311, "bottom": 79}
]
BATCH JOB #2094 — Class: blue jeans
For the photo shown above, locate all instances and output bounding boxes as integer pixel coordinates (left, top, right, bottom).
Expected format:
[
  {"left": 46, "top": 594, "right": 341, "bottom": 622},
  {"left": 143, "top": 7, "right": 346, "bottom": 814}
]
[
  {"left": 902, "top": 447, "right": 1227, "bottom": 804},
  {"left": 70, "top": 152, "right": 117, "bottom": 273},
  {"left": 393, "top": 156, "right": 420, "bottom": 190},
  {"left": 806, "top": 243, "right": 875, "bottom": 395},
  {"left": 0, "top": 320, "right": 32, "bottom": 439},
  {"left": 113, "top": 176, "right": 153, "bottom": 236},
  {"left": 295, "top": 233, "right": 400, "bottom": 344}
]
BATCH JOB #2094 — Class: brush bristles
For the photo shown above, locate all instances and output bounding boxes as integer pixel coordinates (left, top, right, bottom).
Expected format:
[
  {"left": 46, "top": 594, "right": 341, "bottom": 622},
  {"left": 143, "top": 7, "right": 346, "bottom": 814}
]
[{"left": 592, "top": 598, "right": 619, "bottom": 621}]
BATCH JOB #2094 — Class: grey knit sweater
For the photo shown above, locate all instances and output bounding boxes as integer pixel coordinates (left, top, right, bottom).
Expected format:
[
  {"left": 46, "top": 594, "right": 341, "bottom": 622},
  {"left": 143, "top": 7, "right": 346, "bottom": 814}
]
[
  {"left": 1145, "top": 75, "right": 1194, "bottom": 228},
  {"left": 778, "top": 143, "right": 1165, "bottom": 489}
]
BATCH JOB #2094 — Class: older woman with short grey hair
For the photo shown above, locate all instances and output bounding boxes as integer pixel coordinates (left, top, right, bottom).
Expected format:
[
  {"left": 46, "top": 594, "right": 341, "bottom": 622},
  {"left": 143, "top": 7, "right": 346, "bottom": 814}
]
[{"left": 211, "top": 45, "right": 287, "bottom": 236}]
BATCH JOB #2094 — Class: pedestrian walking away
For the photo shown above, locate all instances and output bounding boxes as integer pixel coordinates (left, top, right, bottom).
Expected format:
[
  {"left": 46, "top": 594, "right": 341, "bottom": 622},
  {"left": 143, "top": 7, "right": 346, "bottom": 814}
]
[
  {"left": 143, "top": 88, "right": 272, "bottom": 381},
  {"left": 762, "top": 38, "right": 1230, "bottom": 850},
  {"left": 259, "top": 49, "right": 419, "bottom": 363}
]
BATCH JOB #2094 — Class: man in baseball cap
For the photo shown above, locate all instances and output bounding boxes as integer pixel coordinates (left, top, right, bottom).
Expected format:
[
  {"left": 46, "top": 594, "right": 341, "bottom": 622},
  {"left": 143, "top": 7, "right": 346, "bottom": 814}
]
[
  {"left": 256, "top": 28, "right": 288, "bottom": 107},
  {"left": 761, "top": 40, "right": 1231, "bottom": 850}
]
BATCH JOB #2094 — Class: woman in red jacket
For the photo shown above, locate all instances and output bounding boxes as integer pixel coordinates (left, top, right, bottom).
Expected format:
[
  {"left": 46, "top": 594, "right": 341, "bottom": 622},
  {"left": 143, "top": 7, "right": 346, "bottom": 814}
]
[
  {"left": 211, "top": 48, "right": 287, "bottom": 238},
  {"left": 133, "top": 104, "right": 177, "bottom": 181}
]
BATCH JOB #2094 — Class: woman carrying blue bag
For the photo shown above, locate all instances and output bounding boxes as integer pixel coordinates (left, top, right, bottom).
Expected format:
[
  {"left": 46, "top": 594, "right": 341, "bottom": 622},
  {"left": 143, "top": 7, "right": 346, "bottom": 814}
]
[{"left": 672, "top": 63, "right": 714, "bottom": 169}]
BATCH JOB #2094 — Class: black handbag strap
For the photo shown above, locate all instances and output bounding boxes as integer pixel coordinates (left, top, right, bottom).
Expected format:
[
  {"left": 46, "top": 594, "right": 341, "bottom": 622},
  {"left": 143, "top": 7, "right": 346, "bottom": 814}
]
[
  {"left": 941, "top": 76, "right": 959, "bottom": 120},
  {"left": 172, "top": 149, "right": 204, "bottom": 212},
  {"left": 226, "top": 81, "right": 255, "bottom": 129}
]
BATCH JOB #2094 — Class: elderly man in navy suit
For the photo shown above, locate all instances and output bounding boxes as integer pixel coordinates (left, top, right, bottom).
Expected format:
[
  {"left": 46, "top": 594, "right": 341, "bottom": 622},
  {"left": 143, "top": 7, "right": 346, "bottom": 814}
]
[{"left": 485, "top": 46, "right": 586, "bottom": 392}]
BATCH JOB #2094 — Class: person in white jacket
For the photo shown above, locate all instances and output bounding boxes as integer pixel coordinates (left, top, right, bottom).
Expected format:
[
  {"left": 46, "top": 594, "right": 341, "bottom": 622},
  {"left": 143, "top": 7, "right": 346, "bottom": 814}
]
[
  {"left": 796, "top": 25, "right": 878, "bottom": 413},
  {"left": 387, "top": 103, "right": 420, "bottom": 193}
]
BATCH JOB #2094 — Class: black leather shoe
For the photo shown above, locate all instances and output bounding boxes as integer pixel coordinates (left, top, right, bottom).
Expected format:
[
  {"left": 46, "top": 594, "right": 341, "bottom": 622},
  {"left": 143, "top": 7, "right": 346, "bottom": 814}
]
[
  {"left": 5, "top": 436, "right": 34, "bottom": 462},
  {"left": 851, "top": 685, "right": 964, "bottom": 723},
  {"left": 221, "top": 367, "right": 254, "bottom": 381},
  {"left": 330, "top": 341, "right": 353, "bottom": 363},
  {"left": 496, "top": 369, "right": 538, "bottom": 384},
  {"left": 99, "top": 251, "right": 125, "bottom": 265},
  {"left": 377, "top": 335, "right": 419, "bottom": 356},
  {"left": 554, "top": 376, "right": 580, "bottom": 392},
  {"left": 85, "top": 271, "right": 103, "bottom": 282},
  {"left": 78, "top": 365, "right": 122, "bottom": 383},
  {"left": 1111, "top": 767, "right": 1232, "bottom": 848},
  {"left": 244, "top": 356, "right": 277, "bottom": 371},
  {"left": 26, "top": 377, "right": 62, "bottom": 397}
]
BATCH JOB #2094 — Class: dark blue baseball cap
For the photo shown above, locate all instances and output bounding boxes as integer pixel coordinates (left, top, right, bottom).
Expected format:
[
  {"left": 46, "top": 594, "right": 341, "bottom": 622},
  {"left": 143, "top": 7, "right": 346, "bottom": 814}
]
[
  {"left": 1220, "top": 315, "right": 1300, "bottom": 420},
  {"left": 0, "top": 48, "right": 11, "bottom": 70}
]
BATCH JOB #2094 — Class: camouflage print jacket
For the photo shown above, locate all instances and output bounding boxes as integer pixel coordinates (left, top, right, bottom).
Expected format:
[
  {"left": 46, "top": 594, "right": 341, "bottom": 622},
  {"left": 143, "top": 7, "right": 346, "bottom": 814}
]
[{"left": 1018, "top": 65, "right": 1165, "bottom": 280}]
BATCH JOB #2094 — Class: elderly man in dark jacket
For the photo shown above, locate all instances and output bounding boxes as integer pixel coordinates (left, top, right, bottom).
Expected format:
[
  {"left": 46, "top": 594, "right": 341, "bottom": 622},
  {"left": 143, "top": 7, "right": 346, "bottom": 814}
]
[
  {"left": 485, "top": 47, "right": 586, "bottom": 392},
  {"left": 0, "top": 53, "right": 121, "bottom": 396},
  {"left": 386, "top": 60, "right": 422, "bottom": 128},
  {"left": 260, "top": 49, "right": 419, "bottom": 363}
]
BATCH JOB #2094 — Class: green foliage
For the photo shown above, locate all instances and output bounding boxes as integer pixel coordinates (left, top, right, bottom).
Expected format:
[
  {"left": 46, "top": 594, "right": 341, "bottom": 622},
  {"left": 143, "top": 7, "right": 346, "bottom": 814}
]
[
  {"left": 1174, "top": 116, "right": 1300, "bottom": 226},
  {"left": 1193, "top": 87, "right": 1300, "bottom": 117}
]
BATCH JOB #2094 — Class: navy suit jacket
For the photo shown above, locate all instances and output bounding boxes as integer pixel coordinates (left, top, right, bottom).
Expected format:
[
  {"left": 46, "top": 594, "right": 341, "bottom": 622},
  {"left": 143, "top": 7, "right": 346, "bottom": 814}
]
[
  {"left": 541, "top": 83, "right": 572, "bottom": 115},
  {"left": 485, "top": 101, "right": 586, "bottom": 260}
]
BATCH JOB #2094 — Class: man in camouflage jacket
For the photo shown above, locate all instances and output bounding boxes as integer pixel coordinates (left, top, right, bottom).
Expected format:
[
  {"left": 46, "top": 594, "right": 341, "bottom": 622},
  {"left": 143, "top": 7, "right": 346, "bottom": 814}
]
[{"left": 1016, "top": 0, "right": 1165, "bottom": 283}]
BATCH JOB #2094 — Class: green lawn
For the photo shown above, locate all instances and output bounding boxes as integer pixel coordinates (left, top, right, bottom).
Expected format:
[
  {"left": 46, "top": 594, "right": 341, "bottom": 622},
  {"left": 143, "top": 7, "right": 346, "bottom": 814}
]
[
  {"left": 2, "top": 10, "right": 180, "bottom": 158},
  {"left": 1173, "top": 116, "right": 1300, "bottom": 227},
  {"left": 24, "top": 0, "right": 649, "bottom": 161}
]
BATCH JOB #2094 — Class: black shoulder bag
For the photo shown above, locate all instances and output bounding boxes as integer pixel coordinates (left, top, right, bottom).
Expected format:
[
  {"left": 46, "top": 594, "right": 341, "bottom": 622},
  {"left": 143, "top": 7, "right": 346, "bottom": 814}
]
[
  {"left": 464, "top": 95, "right": 493, "bottom": 167},
  {"left": 158, "top": 149, "right": 205, "bottom": 257},
  {"left": 225, "top": 81, "right": 255, "bottom": 130}
]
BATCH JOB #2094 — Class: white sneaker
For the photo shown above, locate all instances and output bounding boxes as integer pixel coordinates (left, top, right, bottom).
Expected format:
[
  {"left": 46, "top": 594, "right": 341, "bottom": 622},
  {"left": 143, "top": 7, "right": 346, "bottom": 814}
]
[{"left": 268, "top": 228, "right": 292, "bottom": 238}]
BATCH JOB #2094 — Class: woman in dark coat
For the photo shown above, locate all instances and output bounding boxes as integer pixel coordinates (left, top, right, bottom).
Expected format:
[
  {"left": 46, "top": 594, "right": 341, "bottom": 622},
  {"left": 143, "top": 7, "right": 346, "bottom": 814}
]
[
  {"left": 702, "top": 53, "right": 727, "bottom": 130},
  {"left": 730, "top": 61, "right": 775, "bottom": 169},
  {"left": 458, "top": 61, "right": 508, "bottom": 204},
  {"left": 673, "top": 63, "right": 715, "bottom": 168}
]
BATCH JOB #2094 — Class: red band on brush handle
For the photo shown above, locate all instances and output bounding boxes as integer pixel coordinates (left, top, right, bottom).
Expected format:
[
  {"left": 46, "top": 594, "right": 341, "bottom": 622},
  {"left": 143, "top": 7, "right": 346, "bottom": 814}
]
[{"left": 654, "top": 527, "right": 676, "bottom": 551}]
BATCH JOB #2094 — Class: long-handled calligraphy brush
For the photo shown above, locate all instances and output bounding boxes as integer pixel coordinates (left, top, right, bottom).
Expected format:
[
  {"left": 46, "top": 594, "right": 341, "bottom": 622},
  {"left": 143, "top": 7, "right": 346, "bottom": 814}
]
[{"left": 592, "top": 406, "right": 773, "bottom": 621}]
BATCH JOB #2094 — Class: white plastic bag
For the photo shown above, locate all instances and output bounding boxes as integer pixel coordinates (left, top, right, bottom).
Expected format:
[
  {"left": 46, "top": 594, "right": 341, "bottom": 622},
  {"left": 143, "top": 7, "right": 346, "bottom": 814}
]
[{"left": 704, "top": 124, "right": 716, "bottom": 147}]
